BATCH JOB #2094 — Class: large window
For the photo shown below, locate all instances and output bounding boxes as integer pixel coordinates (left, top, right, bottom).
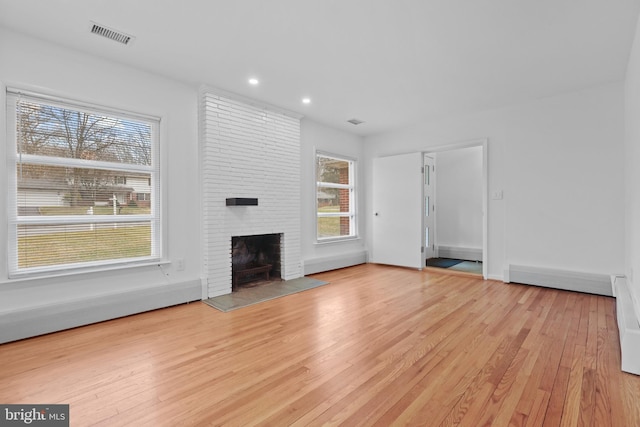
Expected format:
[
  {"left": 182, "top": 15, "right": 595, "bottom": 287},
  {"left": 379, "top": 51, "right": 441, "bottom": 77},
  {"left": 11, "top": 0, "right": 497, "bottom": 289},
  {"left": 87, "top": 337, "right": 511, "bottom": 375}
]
[
  {"left": 6, "top": 89, "right": 161, "bottom": 277},
  {"left": 316, "top": 152, "right": 356, "bottom": 241}
]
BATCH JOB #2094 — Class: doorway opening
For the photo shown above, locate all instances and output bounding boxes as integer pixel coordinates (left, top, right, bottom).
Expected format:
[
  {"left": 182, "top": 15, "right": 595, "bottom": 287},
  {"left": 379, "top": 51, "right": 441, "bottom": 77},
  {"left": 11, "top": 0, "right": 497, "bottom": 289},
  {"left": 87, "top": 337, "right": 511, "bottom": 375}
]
[{"left": 423, "top": 140, "right": 487, "bottom": 278}]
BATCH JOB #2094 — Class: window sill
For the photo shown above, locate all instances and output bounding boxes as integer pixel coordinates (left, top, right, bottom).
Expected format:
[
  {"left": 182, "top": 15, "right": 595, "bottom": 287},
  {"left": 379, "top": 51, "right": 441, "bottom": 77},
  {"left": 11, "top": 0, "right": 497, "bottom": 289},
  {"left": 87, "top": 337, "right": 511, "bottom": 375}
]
[{"left": 3, "top": 258, "right": 168, "bottom": 284}]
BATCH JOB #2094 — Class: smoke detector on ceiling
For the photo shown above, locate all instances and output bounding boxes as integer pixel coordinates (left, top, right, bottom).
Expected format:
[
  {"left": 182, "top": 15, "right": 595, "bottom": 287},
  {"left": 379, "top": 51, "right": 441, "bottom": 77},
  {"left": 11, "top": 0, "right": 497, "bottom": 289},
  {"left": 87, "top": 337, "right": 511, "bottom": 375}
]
[
  {"left": 347, "top": 118, "right": 365, "bottom": 125},
  {"left": 90, "top": 22, "right": 135, "bottom": 45}
]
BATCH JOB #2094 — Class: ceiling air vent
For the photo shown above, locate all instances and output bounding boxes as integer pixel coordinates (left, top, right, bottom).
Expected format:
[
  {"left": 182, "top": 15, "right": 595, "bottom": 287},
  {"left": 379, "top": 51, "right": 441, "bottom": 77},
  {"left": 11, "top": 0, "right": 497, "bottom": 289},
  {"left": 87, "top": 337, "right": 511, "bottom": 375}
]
[
  {"left": 347, "top": 118, "right": 365, "bottom": 125},
  {"left": 90, "top": 22, "right": 134, "bottom": 45}
]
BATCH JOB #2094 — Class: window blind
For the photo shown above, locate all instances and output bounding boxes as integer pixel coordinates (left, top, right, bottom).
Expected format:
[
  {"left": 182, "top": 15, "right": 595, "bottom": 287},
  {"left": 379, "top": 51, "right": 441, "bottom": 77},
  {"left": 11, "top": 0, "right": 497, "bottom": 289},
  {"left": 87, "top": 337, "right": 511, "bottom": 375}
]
[{"left": 6, "top": 89, "right": 161, "bottom": 277}]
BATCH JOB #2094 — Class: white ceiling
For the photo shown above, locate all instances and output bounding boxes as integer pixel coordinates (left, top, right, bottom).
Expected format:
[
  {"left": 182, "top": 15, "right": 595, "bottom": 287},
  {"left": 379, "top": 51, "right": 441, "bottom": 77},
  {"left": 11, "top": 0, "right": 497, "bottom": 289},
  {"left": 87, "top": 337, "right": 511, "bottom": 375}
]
[{"left": 1, "top": 0, "right": 639, "bottom": 136}]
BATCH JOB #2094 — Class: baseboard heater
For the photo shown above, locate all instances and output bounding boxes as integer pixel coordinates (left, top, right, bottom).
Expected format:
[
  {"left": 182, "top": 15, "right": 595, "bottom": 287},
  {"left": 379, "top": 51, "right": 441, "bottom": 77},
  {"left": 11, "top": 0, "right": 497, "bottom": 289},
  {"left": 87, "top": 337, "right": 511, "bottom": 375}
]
[
  {"left": 0, "top": 279, "right": 202, "bottom": 344},
  {"left": 437, "top": 245, "right": 482, "bottom": 262},
  {"left": 303, "top": 251, "right": 367, "bottom": 275},
  {"left": 612, "top": 276, "right": 640, "bottom": 375},
  {"left": 506, "top": 265, "right": 612, "bottom": 296}
]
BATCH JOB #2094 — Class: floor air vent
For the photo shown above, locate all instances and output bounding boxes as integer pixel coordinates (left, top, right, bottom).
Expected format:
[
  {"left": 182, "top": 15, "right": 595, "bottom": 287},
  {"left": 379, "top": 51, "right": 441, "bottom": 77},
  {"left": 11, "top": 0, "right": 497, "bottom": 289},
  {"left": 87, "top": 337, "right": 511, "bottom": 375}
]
[{"left": 90, "top": 22, "right": 134, "bottom": 45}]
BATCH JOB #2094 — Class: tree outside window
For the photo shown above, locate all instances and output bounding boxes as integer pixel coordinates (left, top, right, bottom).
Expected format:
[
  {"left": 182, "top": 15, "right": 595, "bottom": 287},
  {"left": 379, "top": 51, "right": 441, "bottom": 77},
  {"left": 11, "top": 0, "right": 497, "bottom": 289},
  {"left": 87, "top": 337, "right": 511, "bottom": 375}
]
[{"left": 7, "top": 90, "right": 160, "bottom": 276}]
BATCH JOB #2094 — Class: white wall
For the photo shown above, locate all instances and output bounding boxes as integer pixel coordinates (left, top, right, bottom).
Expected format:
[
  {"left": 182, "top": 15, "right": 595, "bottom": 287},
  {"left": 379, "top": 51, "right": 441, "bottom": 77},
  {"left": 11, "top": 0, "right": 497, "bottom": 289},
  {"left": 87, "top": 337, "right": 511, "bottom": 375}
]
[
  {"left": 300, "top": 119, "right": 367, "bottom": 273},
  {"left": 435, "top": 146, "right": 483, "bottom": 253},
  {"left": 624, "top": 14, "right": 640, "bottom": 322},
  {"left": 365, "top": 82, "right": 625, "bottom": 281},
  {"left": 0, "top": 28, "right": 201, "bottom": 341}
]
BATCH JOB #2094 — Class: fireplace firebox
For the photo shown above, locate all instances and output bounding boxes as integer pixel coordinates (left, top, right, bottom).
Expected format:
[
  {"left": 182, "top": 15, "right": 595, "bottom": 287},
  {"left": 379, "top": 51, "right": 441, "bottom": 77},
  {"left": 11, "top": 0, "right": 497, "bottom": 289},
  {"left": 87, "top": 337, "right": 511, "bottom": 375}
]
[{"left": 231, "top": 234, "right": 282, "bottom": 290}]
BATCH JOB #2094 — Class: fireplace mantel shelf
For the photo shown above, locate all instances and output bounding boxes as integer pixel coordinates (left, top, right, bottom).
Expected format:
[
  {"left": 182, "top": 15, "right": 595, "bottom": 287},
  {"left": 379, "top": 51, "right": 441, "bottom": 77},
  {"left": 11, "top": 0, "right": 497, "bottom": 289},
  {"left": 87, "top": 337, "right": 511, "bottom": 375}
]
[{"left": 226, "top": 198, "right": 258, "bottom": 206}]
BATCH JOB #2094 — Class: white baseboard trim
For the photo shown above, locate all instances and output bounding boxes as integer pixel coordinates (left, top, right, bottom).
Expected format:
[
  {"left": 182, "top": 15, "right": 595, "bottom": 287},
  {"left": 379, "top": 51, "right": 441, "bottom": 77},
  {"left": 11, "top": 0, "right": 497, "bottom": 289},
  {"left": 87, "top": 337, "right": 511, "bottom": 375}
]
[
  {"left": 0, "top": 279, "right": 202, "bottom": 344},
  {"left": 508, "top": 265, "right": 612, "bottom": 296},
  {"left": 612, "top": 276, "right": 640, "bottom": 375},
  {"left": 437, "top": 246, "right": 482, "bottom": 262},
  {"left": 303, "top": 251, "right": 367, "bottom": 275}
]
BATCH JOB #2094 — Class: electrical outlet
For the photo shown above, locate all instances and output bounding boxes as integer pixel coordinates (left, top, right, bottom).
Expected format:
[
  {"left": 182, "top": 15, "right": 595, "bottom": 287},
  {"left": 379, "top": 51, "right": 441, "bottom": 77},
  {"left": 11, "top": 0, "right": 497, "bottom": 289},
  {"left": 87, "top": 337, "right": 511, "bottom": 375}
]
[{"left": 176, "top": 258, "right": 185, "bottom": 271}]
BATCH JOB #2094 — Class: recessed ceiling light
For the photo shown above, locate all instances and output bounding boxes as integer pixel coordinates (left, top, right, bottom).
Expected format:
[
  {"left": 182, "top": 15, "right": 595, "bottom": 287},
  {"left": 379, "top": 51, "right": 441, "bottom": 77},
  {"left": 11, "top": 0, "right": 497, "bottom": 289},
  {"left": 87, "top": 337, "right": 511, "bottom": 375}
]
[
  {"left": 347, "top": 118, "right": 365, "bottom": 125},
  {"left": 248, "top": 78, "right": 259, "bottom": 85},
  {"left": 302, "top": 97, "right": 311, "bottom": 104}
]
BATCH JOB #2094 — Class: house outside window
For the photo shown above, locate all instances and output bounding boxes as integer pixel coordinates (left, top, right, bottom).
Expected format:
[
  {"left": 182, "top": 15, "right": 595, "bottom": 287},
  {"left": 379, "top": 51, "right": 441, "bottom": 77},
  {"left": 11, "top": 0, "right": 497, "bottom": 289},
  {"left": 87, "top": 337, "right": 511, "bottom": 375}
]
[
  {"left": 316, "top": 152, "right": 356, "bottom": 241},
  {"left": 6, "top": 89, "right": 161, "bottom": 277}
]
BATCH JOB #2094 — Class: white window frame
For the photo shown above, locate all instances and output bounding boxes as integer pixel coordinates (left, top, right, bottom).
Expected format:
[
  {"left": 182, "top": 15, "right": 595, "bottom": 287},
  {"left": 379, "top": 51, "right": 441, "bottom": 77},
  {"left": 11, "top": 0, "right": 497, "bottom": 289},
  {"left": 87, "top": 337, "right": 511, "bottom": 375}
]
[
  {"left": 6, "top": 88, "right": 162, "bottom": 278},
  {"left": 315, "top": 151, "right": 357, "bottom": 242}
]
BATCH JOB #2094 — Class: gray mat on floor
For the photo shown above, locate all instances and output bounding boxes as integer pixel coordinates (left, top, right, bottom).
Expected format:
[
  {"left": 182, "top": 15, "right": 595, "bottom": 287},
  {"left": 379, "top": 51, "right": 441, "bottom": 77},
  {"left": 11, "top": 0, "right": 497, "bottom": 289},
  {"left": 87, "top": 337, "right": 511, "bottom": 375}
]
[
  {"left": 202, "top": 277, "right": 329, "bottom": 312},
  {"left": 427, "top": 257, "right": 464, "bottom": 268},
  {"left": 448, "top": 261, "right": 483, "bottom": 274}
]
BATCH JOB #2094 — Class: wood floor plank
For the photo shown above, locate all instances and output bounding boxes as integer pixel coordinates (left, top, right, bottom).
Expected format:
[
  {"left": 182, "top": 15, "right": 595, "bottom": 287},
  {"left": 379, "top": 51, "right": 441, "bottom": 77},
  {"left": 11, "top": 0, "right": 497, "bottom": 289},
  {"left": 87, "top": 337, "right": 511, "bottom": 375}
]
[
  {"left": 512, "top": 336, "right": 555, "bottom": 421},
  {"left": 578, "top": 368, "right": 596, "bottom": 427},
  {"left": 0, "top": 263, "right": 638, "bottom": 426},
  {"left": 560, "top": 344, "right": 585, "bottom": 427},
  {"left": 593, "top": 327, "right": 613, "bottom": 427},
  {"left": 543, "top": 365, "right": 571, "bottom": 427},
  {"left": 525, "top": 389, "right": 552, "bottom": 427}
]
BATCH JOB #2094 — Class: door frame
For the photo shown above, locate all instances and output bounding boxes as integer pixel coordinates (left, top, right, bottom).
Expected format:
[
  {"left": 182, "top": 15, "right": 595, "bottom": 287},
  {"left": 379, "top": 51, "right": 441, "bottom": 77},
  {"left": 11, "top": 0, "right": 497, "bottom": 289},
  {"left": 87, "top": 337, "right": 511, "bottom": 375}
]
[
  {"left": 423, "top": 138, "right": 488, "bottom": 279},
  {"left": 423, "top": 154, "right": 437, "bottom": 266}
]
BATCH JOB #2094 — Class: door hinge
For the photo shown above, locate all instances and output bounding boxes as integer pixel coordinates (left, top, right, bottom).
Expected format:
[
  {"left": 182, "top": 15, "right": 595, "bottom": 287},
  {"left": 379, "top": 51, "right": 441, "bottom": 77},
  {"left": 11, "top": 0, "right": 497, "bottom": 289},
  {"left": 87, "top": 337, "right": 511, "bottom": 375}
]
[
  {"left": 421, "top": 166, "right": 424, "bottom": 173},
  {"left": 421, "top": 246, "right": 424, "bottom": 253}
]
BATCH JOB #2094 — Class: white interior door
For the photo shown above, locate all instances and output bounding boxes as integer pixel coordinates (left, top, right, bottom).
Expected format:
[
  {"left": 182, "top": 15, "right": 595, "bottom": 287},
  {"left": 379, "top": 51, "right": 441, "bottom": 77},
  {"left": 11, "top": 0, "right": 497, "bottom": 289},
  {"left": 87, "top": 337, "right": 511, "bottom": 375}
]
[
  {"left": 372, "top": 152, "right": 423, "bottom": 269},
  {"left": 424, "top": 155, "right": 436, "bottom": 265}
]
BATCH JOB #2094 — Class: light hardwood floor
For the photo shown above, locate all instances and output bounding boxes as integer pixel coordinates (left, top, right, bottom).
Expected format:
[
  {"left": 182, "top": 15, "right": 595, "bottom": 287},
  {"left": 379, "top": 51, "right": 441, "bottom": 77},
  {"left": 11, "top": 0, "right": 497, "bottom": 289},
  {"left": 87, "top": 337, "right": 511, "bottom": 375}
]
[{"left": 1, "top": 263, "right": 639, "bottom": 426}]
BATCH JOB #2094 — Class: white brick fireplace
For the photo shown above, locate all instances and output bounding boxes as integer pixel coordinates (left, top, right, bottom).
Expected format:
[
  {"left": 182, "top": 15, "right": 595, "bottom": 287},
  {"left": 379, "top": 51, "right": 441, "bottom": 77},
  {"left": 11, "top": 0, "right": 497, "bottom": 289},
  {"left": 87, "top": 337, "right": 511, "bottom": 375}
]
[{"left": 200, "top": 88, "right": 302, "bottom": 297}]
